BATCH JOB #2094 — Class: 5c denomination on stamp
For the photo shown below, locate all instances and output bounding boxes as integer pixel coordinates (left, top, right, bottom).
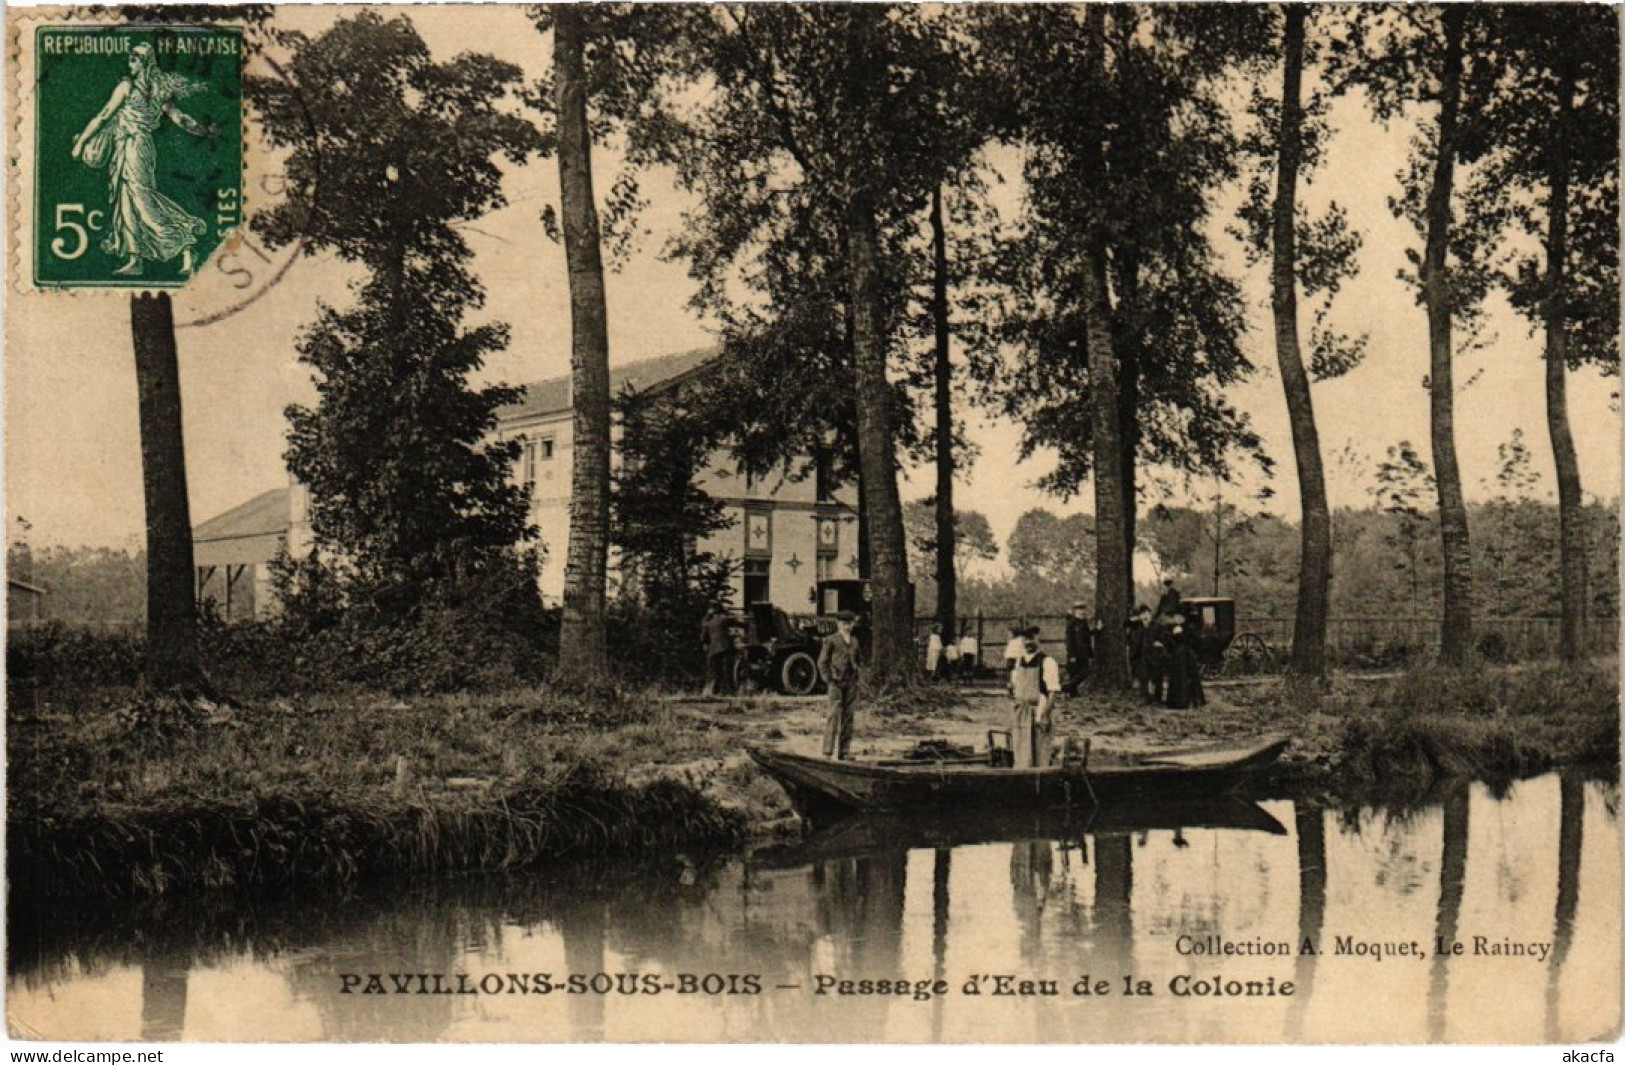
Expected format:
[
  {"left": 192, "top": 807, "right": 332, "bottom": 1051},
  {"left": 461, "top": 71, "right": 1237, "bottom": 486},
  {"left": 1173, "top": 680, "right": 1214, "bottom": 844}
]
[{"left": 32, "top": 24, "right": 242, "bottom": 288}]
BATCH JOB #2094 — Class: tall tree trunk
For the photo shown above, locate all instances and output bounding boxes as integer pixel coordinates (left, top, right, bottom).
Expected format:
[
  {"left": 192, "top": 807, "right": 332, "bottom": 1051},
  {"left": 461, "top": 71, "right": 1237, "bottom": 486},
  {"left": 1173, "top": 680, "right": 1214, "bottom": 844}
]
[
  {"left": 1115, "top": 253, "right": 1142, "bottom": 606},
  {"left": 130, "top": 294, "right": 203, "bottom": 690},
  {"left": 856, "top": 459, "right": 871, "bottom": 580},
  {"left": 1424, "top": 8, "right": 1475, "bottom": 665},
  {"left": 1272, "top": 5, "right": 1332, "bottom": 680},
  {"left": 1083, "top": 6, "right": 1128, "bottom": 686},
  {"left": 930, "top": 184, "right": 958, "bottom": 634},
  {"left": 844, "top": 9, "right": 912, "bottom": 685},
  {"left": 1544, "top": 59, "right": 1588, "bottom": 663},
  {"left": 1086, "top": 258, "right": 1128, "bottom": 685},
  {"left": 554, "top": 8, "right": 611, "bottom": 684}
]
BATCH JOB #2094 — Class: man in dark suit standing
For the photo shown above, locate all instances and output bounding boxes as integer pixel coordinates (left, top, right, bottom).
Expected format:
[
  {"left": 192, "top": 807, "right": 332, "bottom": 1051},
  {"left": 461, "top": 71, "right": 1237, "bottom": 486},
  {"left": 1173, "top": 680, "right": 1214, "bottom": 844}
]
[
  {"left": 1064, "top": 602, "right": 1093, "bottom": 695},
  {"left": 1155, "top": 578, "right": 1182, "bottom": 623},
  {"left": 818, "top": 611, "right": 863, "bottom": 760},
  {"left": 701, "top": 607, "right": 733, "bottom": 696}
]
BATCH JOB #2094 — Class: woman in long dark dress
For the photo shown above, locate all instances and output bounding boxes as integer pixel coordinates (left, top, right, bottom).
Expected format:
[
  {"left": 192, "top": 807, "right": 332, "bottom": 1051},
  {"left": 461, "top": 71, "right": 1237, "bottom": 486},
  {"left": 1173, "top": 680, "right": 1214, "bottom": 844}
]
[{"left": 1165, "top": 622, "right": 1191, "bottom": 709}]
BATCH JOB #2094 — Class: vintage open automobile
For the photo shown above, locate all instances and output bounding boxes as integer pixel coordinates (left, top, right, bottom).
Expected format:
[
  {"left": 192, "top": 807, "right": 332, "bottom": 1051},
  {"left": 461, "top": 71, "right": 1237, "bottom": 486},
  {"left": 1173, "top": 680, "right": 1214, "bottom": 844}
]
[
  {"left": 730, "top": 602, "right": 830, "bottom": 696},
  {"left": 729, "top": 579, "right": 911, "bottom": 695}
]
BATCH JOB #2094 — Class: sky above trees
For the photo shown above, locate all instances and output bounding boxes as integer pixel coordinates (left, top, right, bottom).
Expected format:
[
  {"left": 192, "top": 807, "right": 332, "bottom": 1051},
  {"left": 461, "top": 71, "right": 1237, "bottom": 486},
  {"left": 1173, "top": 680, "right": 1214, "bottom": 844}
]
[{"left": 7, "top": 5, "right": 1619, "bottom": 554}]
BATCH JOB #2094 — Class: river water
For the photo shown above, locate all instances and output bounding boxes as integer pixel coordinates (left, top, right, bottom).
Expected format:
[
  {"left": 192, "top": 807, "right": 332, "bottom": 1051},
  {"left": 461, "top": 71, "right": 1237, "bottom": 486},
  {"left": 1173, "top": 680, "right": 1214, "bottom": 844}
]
[{"left": 8, "top": 772, "right": 1619, "bottom": 1043}]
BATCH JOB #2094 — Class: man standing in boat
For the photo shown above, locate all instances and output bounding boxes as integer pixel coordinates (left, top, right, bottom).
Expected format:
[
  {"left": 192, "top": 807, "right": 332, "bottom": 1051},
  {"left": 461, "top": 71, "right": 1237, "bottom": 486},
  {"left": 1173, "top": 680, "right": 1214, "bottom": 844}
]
[
  {"left": 1009, "top": 626, "right": 1061, "bottom": 768},
  {"left": 818, "top": 610, "right": 863, "bottom": 760}
]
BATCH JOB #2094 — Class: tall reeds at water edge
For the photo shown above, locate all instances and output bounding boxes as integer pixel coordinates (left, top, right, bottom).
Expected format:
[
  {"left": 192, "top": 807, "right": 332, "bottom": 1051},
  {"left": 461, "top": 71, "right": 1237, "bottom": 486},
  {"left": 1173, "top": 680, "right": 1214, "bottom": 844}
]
[{"left": 11, "top": 761, "right": 743, "bottom": 901}]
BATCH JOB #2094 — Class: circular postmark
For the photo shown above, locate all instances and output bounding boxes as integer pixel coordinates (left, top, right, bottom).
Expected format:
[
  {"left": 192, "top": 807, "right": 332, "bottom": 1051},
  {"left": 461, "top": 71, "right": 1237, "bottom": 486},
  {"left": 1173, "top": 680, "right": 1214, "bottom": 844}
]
[{"left": 173, "top": 50, "right": 318, "bottom": 329}]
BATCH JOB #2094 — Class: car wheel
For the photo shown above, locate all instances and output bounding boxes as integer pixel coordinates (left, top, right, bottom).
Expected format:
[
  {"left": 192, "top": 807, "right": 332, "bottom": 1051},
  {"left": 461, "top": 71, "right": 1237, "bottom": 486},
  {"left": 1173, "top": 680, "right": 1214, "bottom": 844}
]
[{"left": 779, "top": 651, "right": 820, "bottom": 696}]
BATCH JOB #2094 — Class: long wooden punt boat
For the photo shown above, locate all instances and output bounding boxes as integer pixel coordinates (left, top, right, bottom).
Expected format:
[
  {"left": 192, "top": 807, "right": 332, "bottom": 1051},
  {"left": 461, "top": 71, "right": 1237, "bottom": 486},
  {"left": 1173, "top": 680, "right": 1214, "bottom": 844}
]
[
  {"left": 747, "top": 734, "right": 1290, "bottom": 823},
  {"left": 749, "top": 797, "right": 1288, "bottom": 870}
]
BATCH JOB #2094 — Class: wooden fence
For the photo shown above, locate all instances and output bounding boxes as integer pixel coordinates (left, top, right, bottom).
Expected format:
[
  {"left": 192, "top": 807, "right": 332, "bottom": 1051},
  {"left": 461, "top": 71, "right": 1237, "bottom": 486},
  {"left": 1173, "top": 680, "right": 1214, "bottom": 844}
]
[{"left": 914, "top": 613, "right": 1618, "bottom": 671}]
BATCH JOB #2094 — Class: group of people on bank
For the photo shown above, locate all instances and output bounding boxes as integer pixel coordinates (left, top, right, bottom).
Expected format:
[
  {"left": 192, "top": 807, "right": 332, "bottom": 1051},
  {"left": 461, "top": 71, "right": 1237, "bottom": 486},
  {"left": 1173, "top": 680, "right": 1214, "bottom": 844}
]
[
  {"left": 823, "top": 581, "right": 1212, "bottom": 765},
  {"left": 1128, "top": 580, "right": 1209, "bottom": 712},
  {"left": 702, "top": 579, "right": 1209, "bottom": 766},
  {"left": 921, "top": 623, "right": 985, "bottom": 682}
]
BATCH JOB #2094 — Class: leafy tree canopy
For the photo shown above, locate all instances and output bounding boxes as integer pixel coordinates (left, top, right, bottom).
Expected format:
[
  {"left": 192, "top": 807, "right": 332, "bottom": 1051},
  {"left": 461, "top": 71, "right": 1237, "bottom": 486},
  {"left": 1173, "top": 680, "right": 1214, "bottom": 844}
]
[
  {"left": 249, "top": 13, "right": 544, "bottom": 606},
  {"left": 974, "top": 4, "right": 1272, "bottom": 496}
]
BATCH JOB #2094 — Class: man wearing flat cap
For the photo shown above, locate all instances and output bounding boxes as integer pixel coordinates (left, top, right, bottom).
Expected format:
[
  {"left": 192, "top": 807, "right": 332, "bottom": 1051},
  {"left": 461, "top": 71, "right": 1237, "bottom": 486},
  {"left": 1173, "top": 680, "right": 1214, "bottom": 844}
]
[
  {"left": 1009, "top": 626, "right": 1062, "bottom": 768},
  {"left": 818, "top": 610, "right": 863, "bottom": 759}
]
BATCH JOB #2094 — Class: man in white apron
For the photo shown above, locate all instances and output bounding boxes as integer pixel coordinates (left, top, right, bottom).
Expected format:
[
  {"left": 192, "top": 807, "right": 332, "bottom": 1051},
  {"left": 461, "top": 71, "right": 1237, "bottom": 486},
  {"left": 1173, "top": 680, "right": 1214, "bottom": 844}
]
[{"left": 1008, "top": 627, "right": 1061, "bottom": 768}]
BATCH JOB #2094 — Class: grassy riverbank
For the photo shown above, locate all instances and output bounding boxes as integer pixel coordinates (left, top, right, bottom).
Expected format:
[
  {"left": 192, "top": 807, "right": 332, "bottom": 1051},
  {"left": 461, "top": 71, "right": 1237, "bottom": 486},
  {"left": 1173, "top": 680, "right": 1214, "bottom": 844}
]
[
  {"left": 1330, "top": 659, "right": 1620, "bottom": 785},
  {"left": 9, "top": 659, "right": 1616, "bottom": 901},
  {"left": 8, "top": 688, "right": 749, "bottom": 901}
]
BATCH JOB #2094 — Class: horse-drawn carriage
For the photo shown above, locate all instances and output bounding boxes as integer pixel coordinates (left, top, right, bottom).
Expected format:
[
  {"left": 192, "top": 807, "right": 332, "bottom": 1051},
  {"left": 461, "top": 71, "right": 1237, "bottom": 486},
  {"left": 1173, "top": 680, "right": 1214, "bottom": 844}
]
[{"left": 1179, "top": 596, "right": 1276, "bottom": 678}]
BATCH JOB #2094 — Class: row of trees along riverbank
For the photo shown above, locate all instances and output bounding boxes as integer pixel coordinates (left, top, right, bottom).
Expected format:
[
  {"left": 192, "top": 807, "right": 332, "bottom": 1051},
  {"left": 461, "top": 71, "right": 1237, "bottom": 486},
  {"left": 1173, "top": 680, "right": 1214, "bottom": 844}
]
[{"left": 90, "top": 6, "right": 1616, "bottom": 698}]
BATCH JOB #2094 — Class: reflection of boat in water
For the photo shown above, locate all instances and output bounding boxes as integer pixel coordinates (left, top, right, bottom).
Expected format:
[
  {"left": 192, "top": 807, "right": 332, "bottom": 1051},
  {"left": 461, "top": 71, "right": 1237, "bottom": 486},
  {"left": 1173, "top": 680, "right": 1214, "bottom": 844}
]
[
  {"left": 747, "top": 734, "right": 1290, "bottom": 823},
  {"left": 748, "top": 797, "right": 1287, "bottom": 869}
]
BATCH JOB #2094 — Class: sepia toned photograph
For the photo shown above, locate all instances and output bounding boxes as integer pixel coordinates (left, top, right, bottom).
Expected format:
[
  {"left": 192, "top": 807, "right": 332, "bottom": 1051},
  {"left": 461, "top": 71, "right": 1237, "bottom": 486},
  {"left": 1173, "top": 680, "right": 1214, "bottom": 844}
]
[{"left": 4, "top": 1, "right": 1621, "bottom": 1047}]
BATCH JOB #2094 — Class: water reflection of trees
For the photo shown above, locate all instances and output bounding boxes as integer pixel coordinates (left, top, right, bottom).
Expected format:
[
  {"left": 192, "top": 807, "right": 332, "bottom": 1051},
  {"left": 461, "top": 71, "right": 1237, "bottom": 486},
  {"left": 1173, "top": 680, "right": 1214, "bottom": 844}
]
[
  {"left": 1286, "top": 803, "right": 1326, "bottom": 1041},
  {"left": 10, "top": 775, "right": 1617, "bottom": 1043},
  {"left": 1546, "top": 774, "right": 1584, "bottom": 1041},
  {"left": 140, "top": 964, "right": 188, "bottom": 1041}
]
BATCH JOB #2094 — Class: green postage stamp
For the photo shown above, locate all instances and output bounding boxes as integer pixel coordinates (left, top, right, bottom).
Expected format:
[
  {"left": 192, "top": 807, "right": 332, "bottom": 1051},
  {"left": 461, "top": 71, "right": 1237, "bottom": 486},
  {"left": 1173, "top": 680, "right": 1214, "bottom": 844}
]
[{"left": 30, "top": 24, "right": 243, "bottom": 288}]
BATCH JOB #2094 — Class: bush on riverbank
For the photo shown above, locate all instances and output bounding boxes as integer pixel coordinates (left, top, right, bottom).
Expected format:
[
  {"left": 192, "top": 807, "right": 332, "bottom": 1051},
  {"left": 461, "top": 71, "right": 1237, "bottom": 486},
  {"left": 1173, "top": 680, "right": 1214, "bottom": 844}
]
[
  {"left": 11, "top": 762, "right": 742, "bottom": 900},
  {"left": 7, "top": 589, "right": 560, "bottom": 704}
]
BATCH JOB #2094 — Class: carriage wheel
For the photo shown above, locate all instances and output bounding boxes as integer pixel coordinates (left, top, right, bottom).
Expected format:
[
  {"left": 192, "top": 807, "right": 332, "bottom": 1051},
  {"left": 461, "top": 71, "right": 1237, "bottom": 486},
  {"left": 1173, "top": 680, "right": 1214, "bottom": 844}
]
[{"left": 1227, "top": 632, "right": 1273, "bottom": 675}]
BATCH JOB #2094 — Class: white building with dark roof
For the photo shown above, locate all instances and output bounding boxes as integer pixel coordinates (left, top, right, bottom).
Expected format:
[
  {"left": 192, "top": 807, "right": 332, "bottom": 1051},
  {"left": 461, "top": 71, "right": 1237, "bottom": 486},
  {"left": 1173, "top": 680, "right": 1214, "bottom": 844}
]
[
  {"left": 192, "top": 483, "right": 312, "bottom": 620},
  {"left": 497, "top": 346, "right": 860, "bottom": 606},
  {"left": 190, "top": 346, "right": 859, "bottom": 613}
]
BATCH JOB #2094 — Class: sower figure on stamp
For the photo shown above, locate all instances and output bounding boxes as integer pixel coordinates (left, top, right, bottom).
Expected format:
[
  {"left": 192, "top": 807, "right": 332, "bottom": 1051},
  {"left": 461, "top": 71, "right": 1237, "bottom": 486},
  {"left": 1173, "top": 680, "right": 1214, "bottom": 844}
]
[
  {"left": 1009, "top": 626, "right": 1061, "bottom": 768},
  {"left": 71, "top": 43, "right": 215, "bottom": 277},
  {"left": 818, "top": 611, "right": 863, "bottom": 760}
]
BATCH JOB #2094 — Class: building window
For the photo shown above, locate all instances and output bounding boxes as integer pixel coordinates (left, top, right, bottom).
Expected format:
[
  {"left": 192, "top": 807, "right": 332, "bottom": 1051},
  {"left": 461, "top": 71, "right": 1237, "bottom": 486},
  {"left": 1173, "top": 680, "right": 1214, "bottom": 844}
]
[
  {"left": 512, "top": 437, "right": 537, "bottom": 489},
  {"left": 816, "top": 516, "right": 839, "bottom": 557},
  {"left": 744, "top": 509, "right": 772, "bottom": 558},
  {"left": 743, "top": 559, "right": 771, "bottom": 605},
  {"left": 522, "top": 439, "right": 538, "bottom": 488},
  {"left": 816, "top": 555, "right": 835, "bottom": 584},
  {"left": 815, "top": 451, "right": 836, "bottom": 502},
  {"left": 539, "top": 437, "right": 555, "bottom": 461}
]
